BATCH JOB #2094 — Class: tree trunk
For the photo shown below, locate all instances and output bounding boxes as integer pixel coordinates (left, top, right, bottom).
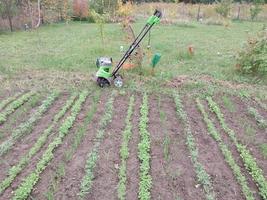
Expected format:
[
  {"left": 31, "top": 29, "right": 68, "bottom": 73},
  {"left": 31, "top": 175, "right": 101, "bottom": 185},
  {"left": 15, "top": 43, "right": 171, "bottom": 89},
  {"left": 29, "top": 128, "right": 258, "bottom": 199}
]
[
  {"left": 197, "top": 4, "right": 201, "bottom": 21},
  {"left": 7, "top": 15, "right": 13, "bottom": 32},
  {"left": 35, "top": 0, "right": 41, "bottom": 28},
  {"left": 236, "top": 4, "right": 241, "bottom": 20}
]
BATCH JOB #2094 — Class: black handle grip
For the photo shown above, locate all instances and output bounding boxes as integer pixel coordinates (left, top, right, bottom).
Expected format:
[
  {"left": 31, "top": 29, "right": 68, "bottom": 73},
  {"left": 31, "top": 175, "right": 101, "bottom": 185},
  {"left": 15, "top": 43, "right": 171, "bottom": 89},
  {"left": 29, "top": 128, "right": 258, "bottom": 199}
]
[{"left": 153, "top": 9, "right": 162, "bottom": 18}]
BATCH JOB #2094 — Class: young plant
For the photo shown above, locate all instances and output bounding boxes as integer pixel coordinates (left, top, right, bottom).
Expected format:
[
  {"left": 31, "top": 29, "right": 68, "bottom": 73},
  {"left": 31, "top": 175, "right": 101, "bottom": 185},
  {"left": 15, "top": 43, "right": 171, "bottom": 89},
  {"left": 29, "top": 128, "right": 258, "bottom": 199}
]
[
  {"left": 247, "top": 106, "right": 267, "bottom": 129},
  {"left": 79, "top": 91, "right": 116, "bottom": 199},
  {"left": 206, "top": 96, "right": 267, "bottom": 199},
  {"left": 12, "top": 91, "right": 89, "bottom": 200},
  {"left": 138, "top": 94, "right": 152, "bottom": 200},
  {"left": 173, "top": 93, "right": 215, "bottom": 200},
  {"left": 117, "top": 95, "right": 135, "bottom": 200},
  {"left": 196, "top": 98, "right": 254, "bottom": 200},
  {"left": 46, "top": 91, "right": 100, "bottom": 197},
  {"left": 0, "top": 93, "right": 78, "bottom": 194},
  {"left": 0, "top": 91, "right": 59, "bottom": 157},
  {"left": 0, "top": 92, "right": 22, "bottom": 111},
  {"left": 0, "top": 92, "right": 35, "bottom": 124}
]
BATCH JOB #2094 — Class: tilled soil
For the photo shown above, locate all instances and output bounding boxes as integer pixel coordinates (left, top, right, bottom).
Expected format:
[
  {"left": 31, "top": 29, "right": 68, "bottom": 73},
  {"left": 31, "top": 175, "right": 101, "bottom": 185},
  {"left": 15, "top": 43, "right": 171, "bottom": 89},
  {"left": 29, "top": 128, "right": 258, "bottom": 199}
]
[
  {"left": 31, "top": 92, "right": 96, "bottom": 199},
  {"left": 53, "top": 93, "right": 106, "bottom": 199},
  {"left": 149, "top": 95, "right": 205, "bottom": 200},
  {"left": 89, "top": 95, "right": 129, "bottom": 200},
  {"left": 217, "top": 96, "right": 267, "bottom": 176},
  {"left": 202, "top": 99, "right": 261, "bottom": 200},
  {"left": 125, "top": 95, "right": 141, "bottom": 200},
  {"left": 0, "top": 93, "right": 42, "bottom": 144},
  {"left": 0, "top": 93, "right": 69, "bottom": 199},
  {"left": 183, "top": 97, "right": 244, "bottom": 200}
]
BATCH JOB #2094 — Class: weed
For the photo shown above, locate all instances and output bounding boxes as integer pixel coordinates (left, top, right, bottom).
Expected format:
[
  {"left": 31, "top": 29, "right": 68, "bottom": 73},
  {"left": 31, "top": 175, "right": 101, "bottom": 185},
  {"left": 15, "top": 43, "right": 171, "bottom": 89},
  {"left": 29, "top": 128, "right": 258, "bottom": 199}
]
[{"left": 222, "top": 95, "right": 236, "bottom": 112}]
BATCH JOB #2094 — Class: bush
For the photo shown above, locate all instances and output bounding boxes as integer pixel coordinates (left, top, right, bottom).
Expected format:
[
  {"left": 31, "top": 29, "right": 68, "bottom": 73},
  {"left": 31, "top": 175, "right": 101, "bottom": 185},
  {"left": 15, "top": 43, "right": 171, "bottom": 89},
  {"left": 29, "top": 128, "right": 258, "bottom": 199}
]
[
  {"left": 250, "top": 0, "right": 264, "bottom": 20},
  {"left": 236, "top": 29, "right": 267, "bottom": 75},
  {"left": 215, "top": 0, "right": 232, "bottom": 18}
]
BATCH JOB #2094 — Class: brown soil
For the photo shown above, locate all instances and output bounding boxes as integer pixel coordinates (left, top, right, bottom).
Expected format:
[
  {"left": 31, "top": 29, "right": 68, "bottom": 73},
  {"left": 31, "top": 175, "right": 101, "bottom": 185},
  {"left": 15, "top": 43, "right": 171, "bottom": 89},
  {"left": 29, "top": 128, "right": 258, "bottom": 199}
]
[
  {"left": 52, "top": 93, "right": 106, "bottom": 199},
  {"left": 149, "top": 95, "right": 205, "bottom": 200},
  {"left": 0, "top": 93, "right": 69, "bottom": 199},
  {"left": 202, "top": 99, "right": 261, "bottom": 199},
  {"left": 0, "top": 94, "right": 42, "bottom": 144},
  {"left": 125, "top": 95, "right": 141, "bottom": 200},
  {"left": 89, "top": 95, "right": 129, "bottom": 199},
  {"left": 217, "top": 96, "right": 267, "bottom": 176},
  {"left": 183, "top": 96, "right": 244, "bottom": 200},
  {"left": 30, "top": 92, "right": 96, "bottom": 199}
]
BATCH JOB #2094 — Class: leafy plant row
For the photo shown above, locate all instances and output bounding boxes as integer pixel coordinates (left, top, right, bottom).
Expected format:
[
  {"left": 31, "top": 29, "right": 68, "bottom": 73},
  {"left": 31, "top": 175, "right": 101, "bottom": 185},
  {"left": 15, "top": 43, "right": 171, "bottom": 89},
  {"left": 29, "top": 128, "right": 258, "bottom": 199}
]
[
  {"left": 247, "top": 106, "right": 267, "bottom": 129},
  {"left": 0, "top": 93, "right": 78, "bottom": 194},
  {"left": 206, "top": 96, "right": 267, "bottom": 199},
  {"left": 79, "top": 91, "right": 115, "bottom": 199},
  {"left": 117, "top": 95, "right": 135, "bottom": 200},
  {"left": 0, "top": 93, "right": 22, "bottom": 111},
  {"left": 0, "top": 92, "right": 59, "bottom": 157},
  {"left": 173, "top": 93, "right": 215, "bottom": 200},
  {"left": 254, "top": 97, "right": 267, "bottom": 111},
  {"left": 12, "top": 90, "right": 89, "bottom": 200},
  {"left": 196, "top": 98, "right": 255, "bottom": 200},
  {"left": 0, "top": 92, "right": 34, "bottom": 124},
  {"left": 138, "top": 94, "right": 152, "bottom": 200},
  {"left": 45, "top": 91, "right": 100, "bottom": 199}
]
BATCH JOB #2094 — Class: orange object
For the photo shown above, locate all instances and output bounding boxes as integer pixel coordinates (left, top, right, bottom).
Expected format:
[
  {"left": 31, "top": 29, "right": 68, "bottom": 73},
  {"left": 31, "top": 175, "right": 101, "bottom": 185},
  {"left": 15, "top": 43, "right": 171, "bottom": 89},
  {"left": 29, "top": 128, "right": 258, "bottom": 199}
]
[
  {"left": 122, "top": 62, "right": 135, "bottom": 70},
  {"left": 188, "top": 45, "right": 194, "bottom": 55}
]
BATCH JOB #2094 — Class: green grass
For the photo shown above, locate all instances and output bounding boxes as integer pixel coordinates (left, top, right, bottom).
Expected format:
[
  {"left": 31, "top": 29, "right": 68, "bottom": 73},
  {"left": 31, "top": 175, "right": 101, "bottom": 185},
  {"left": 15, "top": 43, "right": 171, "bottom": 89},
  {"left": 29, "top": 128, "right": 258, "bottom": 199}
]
[{"left": 0, "top": 20, "right": 266, "bottom": 85}]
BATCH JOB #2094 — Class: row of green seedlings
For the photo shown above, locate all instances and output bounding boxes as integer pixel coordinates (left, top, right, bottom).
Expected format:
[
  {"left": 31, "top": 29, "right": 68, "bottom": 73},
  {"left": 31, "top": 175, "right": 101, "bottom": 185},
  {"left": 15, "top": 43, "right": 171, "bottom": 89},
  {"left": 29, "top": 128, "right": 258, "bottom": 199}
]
[
  {"left": 173, "top": 93, "right": 215, "bottom": 200},
  {"left": 206, "top": 97, "right": 267, "bottom": 199},
  {"left": 254, "top": 97, "right": 267, "bottom": 111},
  {"left": 247, "top": 107, "right": 267, "bottom": 129},
  {"left": 78, "top": 91, "right": 116, "bottom": 199},
  {"left": 196, "top": 98, "right": 255, "bottom": 200},
  {"left": 117, "top": 95, "right": 135, "bottom": 200},
  {"left": 12, "top": 90, "right": 89, "bottom": 200},
  {"left": 138, "top": 94, "right": 152, "bottom": 200},
  {"left": 0, "top": 92, "right": 59, "bottom": 157},
  {"left": 45, "top": 91, "right": 101, "bottom": 200},
  {"left": 0, "top": 92, "right": 34, "bottom": 124},
  {"left": 0, "top": 93, "right": 78, "bottom": 194},
  {"left": 0, "top": 93, "right": 22, "bottom": 111}
]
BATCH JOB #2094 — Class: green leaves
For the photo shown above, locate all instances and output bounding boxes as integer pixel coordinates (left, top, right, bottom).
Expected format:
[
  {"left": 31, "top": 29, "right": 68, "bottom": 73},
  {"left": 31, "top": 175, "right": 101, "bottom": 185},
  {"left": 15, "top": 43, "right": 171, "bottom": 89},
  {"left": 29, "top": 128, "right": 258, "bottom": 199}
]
[
  {"left": 79, "top": 91, "right": 115, "bottom": 199},
  {"left": 138, "top": 94, "right": 152, "bottom": 200},
  {"left": 0, "top": 91, "right": 58, "bottom": 157},
  {"left": 174, "top": 93, "right": 215, "bottom": 200},
  {"left": 12, "top": 91, "right": 88, "bottom": 200},
  {"left": 118, "top": 95, "right": 135, "bottom": 200},
  {"left": 0, "top": 92, "right": 34, "bottom": 124}
]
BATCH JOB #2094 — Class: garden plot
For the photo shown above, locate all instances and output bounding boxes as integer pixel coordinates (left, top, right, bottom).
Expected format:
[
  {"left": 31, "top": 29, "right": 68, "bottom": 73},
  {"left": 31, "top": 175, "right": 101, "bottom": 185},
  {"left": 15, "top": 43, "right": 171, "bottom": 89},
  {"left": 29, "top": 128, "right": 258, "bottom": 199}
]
[{"left": 0, "top": 90, "right": 266, "bottom": 200}]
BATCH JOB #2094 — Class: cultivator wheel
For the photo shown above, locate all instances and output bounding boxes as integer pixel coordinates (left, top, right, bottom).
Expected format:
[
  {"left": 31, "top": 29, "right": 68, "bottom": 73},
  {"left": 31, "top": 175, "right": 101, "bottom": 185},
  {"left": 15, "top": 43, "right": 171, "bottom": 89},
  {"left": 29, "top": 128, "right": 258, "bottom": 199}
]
[{"left": 114, "top": 75, "right": 123, "bottom": 88}]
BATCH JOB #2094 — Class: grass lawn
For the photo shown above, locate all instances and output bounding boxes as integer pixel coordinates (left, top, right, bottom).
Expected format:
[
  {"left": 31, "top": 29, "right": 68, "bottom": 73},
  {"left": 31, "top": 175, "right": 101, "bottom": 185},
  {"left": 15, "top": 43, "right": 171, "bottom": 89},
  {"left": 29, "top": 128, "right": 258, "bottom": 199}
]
[{"left": 0, "top": 20, "right": 266, "bottom": 87}]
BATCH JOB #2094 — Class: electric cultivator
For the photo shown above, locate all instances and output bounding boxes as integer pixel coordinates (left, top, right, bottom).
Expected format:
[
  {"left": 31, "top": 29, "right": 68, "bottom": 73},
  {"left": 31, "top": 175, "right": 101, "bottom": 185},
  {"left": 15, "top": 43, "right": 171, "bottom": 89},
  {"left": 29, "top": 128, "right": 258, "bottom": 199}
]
[{"left": 95, "top": 10, "right": 162, "bottom": 88}]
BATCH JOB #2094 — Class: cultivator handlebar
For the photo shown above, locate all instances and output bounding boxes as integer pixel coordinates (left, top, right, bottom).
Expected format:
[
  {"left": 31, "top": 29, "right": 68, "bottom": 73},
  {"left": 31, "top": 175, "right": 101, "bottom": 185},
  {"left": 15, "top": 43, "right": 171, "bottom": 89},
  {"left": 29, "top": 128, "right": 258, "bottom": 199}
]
[{"left": 111, "top": 9, "right": 162, "bottom": 77}]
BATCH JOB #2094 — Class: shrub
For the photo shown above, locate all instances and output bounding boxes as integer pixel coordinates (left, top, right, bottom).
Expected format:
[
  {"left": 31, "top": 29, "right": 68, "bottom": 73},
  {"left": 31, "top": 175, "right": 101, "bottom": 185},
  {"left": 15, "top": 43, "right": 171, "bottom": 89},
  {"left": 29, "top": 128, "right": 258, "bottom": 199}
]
[
  {"left": 236, "top": 29, "right": 267, "bottom": 75},
  {"left": 215, "top": 0, "right": 233, "bottom": 18},
  {"left": 250, "top": 0, "right": 264, "bottom": 20}
]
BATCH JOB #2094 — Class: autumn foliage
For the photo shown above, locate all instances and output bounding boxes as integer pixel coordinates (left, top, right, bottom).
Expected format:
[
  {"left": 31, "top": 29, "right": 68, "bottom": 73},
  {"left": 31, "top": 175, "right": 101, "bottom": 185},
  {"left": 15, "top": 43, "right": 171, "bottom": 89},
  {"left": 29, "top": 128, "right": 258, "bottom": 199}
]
[{"left": 73, "top": 0, "right": 89, "bottom": 19}]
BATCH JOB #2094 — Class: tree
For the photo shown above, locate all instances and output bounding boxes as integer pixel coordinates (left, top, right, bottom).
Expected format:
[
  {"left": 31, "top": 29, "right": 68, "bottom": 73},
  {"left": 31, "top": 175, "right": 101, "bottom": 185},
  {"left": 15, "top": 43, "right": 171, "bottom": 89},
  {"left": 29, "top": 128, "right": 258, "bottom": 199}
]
[
  {"left": 215, "top": 0, "right": 233, "bottom": 18},
  {"left": 250, "top": 0, "right": 264, "bottom": 20},
  {"left": 0, "top": 0, "right": 18, "bottom": 31}
]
